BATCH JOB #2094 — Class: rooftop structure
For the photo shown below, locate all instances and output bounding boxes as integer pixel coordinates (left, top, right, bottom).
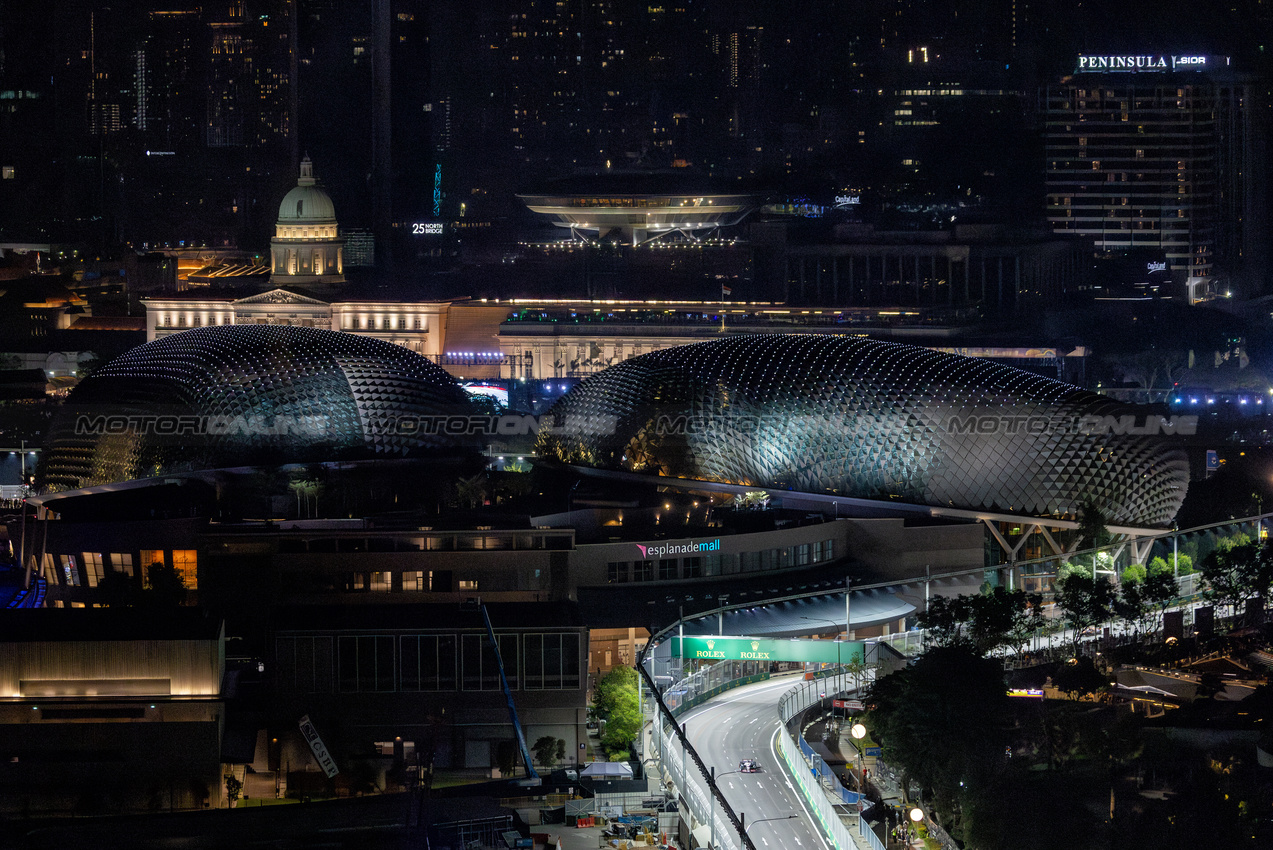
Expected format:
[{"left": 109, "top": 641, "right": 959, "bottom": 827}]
[
  {"left": 517, "top": 173, "right": 767, "bottom": 246},
  {"left": 270, "top": 157, "right": 346, "bottom": 285},
  {"left": 37, "top": 324, "right": 475, "bottom": 492},
  {"left": 537, "top": 334, "right": 1189, "bottom": 527}
]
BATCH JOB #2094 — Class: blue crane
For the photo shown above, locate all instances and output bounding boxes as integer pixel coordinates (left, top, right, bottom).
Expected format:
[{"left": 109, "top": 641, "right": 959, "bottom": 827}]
[{"left": 476, "top": 600, "right": 539, "bottom": 782}]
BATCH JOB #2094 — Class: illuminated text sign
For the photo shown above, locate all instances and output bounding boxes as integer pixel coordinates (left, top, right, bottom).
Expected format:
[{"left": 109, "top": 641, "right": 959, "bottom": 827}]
[
  {"left": 671, "top": 635, "right": 866, "bottom": 664},
  {"left": 635, "top": 538, "right": 719, "bottom": 559},
  {"left": 1075, "top": 54, "right": 1217, "bottom": 73}
]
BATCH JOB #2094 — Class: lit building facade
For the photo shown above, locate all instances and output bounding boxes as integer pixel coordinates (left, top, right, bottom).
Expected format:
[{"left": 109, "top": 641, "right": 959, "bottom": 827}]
[
  {"left": 270, "top": 157, "right": 345, "bottom": 285},
  {"left": 1042, "top": 55, "right": 1256, "bottom": 301},
  {"left": 143, "top": 288, "right": 451, "bottom": 357},
  {"left": 517, "top": 175, "right": 766, "bottom": 246}
]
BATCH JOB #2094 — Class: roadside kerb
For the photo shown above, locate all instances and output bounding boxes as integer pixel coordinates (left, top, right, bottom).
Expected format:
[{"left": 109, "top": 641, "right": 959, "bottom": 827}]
[{"left": 777, "top": 672, "right": 885, "bottom": 850}]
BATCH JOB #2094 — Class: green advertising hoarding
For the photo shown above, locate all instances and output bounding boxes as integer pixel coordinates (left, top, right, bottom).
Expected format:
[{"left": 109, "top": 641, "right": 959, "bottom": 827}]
[{"left": 671, "top": 635, "right": 865, "bottom": 664}]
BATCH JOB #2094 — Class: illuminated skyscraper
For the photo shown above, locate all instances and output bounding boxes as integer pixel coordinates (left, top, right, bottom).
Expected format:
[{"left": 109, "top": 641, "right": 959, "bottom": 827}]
[{"left": 1043, "top": 55, "right": 1260, "bottom": 301}]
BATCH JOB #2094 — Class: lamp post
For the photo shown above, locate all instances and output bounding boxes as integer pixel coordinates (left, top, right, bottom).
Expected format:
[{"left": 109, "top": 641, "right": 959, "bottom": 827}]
[
  {"left": 798, "top": 615, "right": 844, "bottom": 669},
  {"left": 849, "top": 721, "right": 869, "bottom": 834},
  {"left": 850, "top": 722, "right": 867, "bottom": 791},
  {"left": 906, "top": 806, "right": 924, "bottom": 846},
  {"left": 709, "top": 766, "right": 746, "bottom": 849},
  {"left": 845, "top": 577, "right": 853, "bottom": 640},
  {"left": 739, "top": 812, "right": 798, "bottom": 844}
]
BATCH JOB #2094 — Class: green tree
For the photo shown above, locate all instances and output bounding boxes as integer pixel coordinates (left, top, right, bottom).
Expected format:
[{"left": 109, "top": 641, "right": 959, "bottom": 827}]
[
  {"left": 1150, "top": 553, "right": 1194, "bottom": 576},
  {"left": 1055, "top": 571, "right": 1115, "bottom": 652},
  {"left": 866, "top": 646, "right": 1011, "bottom": 842},
  {"left": 1113, "top": 580, "right": 1153, "bottom": 639},
  {"left": 98, "top": 569, "right": 138, "bottom": 607},
  {"left": 1120, "top": 563, "right": 1147, "bottom": 584},
  {"left": 600, "top": 700, "right": 642, "bottom": 757},
  {"left": 1141, "top": 571, "right": 1180, "bottom": 635},
  {"left": 1051, "top": 656, "right": 1108, "bottom": 697},
  {"left": 918, "top": 589, "right": 1042, "bottom": 657},
  {"left": 593, "top": 666, "right": 638, "bottom": 718},
  {"left": 1077, "top": 500, "right": 1111, "bottom": 549},
  {"left": 917, "top": 594, "right": 973, "bottom": 648},
  {"left": 1200, "top": 539, "right": 1273, "bottom": 623},
  {"left": 592, "top": 667, "right": 641, "bottom": 758},
  {"left": 532, "top": 735, "right": 560, "bottom": 767},
  {"left": 495, "top": 740, "right": 519, "bottom": 777},
  {"left": 224, "top": 775, "right": 243, "bottom": 806},
  {"left": 143, "top": 561, "right": 186, "bottom": 607},
  {"left": 969, "top": 588, "right": 1043, "bottom": 657}
]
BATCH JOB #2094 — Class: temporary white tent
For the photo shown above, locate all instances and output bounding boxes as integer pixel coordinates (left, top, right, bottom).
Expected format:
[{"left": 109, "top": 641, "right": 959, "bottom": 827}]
[{"left": 581, "top": 761, "right": 634, "bottom": 779}]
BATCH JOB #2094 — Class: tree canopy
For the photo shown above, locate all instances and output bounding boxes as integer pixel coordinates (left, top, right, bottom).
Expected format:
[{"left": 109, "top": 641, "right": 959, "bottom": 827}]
[
  {"left": 916, "top": 587, "right": 1042, "bottom": 656},
  {"left": 1200, "top": 538, "right": 1273, "bottom": 621},
  {"left": 866, "top": 646, "right": 1011, "bottom": 843},
  {"left": 593, "top": 666, "right": 642, "bottom": 758}
]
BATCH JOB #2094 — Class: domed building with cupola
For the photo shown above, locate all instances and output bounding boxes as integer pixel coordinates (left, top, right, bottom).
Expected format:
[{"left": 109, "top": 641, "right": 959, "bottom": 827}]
[{"left": 269, "top": 156, "right": 345, "bottom": 284}]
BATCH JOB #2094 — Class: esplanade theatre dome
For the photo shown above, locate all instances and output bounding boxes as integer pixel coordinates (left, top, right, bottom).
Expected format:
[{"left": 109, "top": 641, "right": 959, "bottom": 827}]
[
  {"left": 38, "top": 325, "right": 475, "bottom": 492},
  {"left": 537, "top": 335, "right": 1190, "bottom": 527}
]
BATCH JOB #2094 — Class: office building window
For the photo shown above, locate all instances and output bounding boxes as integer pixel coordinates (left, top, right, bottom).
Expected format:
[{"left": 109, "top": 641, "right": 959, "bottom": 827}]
[
  {"left": 400, "top": 634, "right": 458, "bottom": 691},
  {"left": 172, "top": 550, "right": 197, "bottom": 589},
  {"left": 109, "top": 552, "right": 134, "bottom": 577},
  {"left": 684, "top": 557, "right": 702, "bottom": 578},
  {"left": 403, "top": 571, "right": 425, "bottom": 591},
  {"left": 606, "top": 562, "right": 628, "bottom": 583},
  {"left": 522, "top": 632, "right": 581, "bottom": 690},
  {"left": 369, "top": 571, "right": 391, "bottom": 591},
  {"left": 338, "top": 635, "right": 396, "bottom": 692},
  {"left": 82, "top": 553, "right": 105, "bottom": 587},
  {"left": 139, "top": 550, "right": 165, "bottom": 583},
  {"left": 634, "top": 561, "right": 654, "bottom": 582},
  {"left": 62, "top": 555, "right": 81, "bottom": 586},
  {"left": 462, "top": 633, "right": 518, "bottom": 690},
  {"left": 275, "top": 636, "right": 335, "bottom": 693},
  {"left": 659, "top": 559, "right": 677, "bottom": 580}
]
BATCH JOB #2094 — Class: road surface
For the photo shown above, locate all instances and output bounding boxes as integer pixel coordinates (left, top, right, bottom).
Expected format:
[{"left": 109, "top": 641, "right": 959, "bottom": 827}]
[{"left": 680, "top": 675, "right": 833, "bottom": 850}]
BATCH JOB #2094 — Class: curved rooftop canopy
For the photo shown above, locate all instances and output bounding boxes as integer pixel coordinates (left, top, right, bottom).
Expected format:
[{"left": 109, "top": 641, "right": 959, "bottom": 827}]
[
  {"left": 679, "top": 589, "right": 917, "bottom": 637},
  {"left": 38, "top": 325, "right": 475, "bottom": 492},
  {"left": 537, "top": 334, "right": 1189, "bottom": 527},
  {"left": 518, "top": 171, "right": 768, "bottom": 246}
]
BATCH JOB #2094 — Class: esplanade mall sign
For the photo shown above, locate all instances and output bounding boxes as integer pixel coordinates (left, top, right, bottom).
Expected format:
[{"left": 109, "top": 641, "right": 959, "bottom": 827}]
[{"left": 1075, "top": 54, "right": 1226, "bottom": 73}]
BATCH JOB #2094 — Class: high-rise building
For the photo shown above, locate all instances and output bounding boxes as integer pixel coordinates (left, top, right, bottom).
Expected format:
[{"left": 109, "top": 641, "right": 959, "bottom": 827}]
[{"left": 1042, "top": 54, "right": 1261, "bottom": 301}]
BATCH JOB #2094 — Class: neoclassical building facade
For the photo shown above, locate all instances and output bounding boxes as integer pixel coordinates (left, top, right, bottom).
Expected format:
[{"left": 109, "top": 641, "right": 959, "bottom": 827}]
[{"left": 269, "top": 157, "right": 345, "bottom": 285}]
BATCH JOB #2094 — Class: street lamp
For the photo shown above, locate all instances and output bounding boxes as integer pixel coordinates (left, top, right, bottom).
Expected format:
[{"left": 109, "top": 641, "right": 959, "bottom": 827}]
[
  {"left": 739, "top": 812, "right": 798, "bottom": 843},
  {"left": 709, "top": 766, "right": 748, "bottom": 849},
  {"left": 849, "top": 722, "right": 868, "bottom": 832},
  {"left": 905, "top": 806, "right": 924, "bottom": 846},
  {"left": 798, "top": 615, "right": 844, "bottom": 670}
]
